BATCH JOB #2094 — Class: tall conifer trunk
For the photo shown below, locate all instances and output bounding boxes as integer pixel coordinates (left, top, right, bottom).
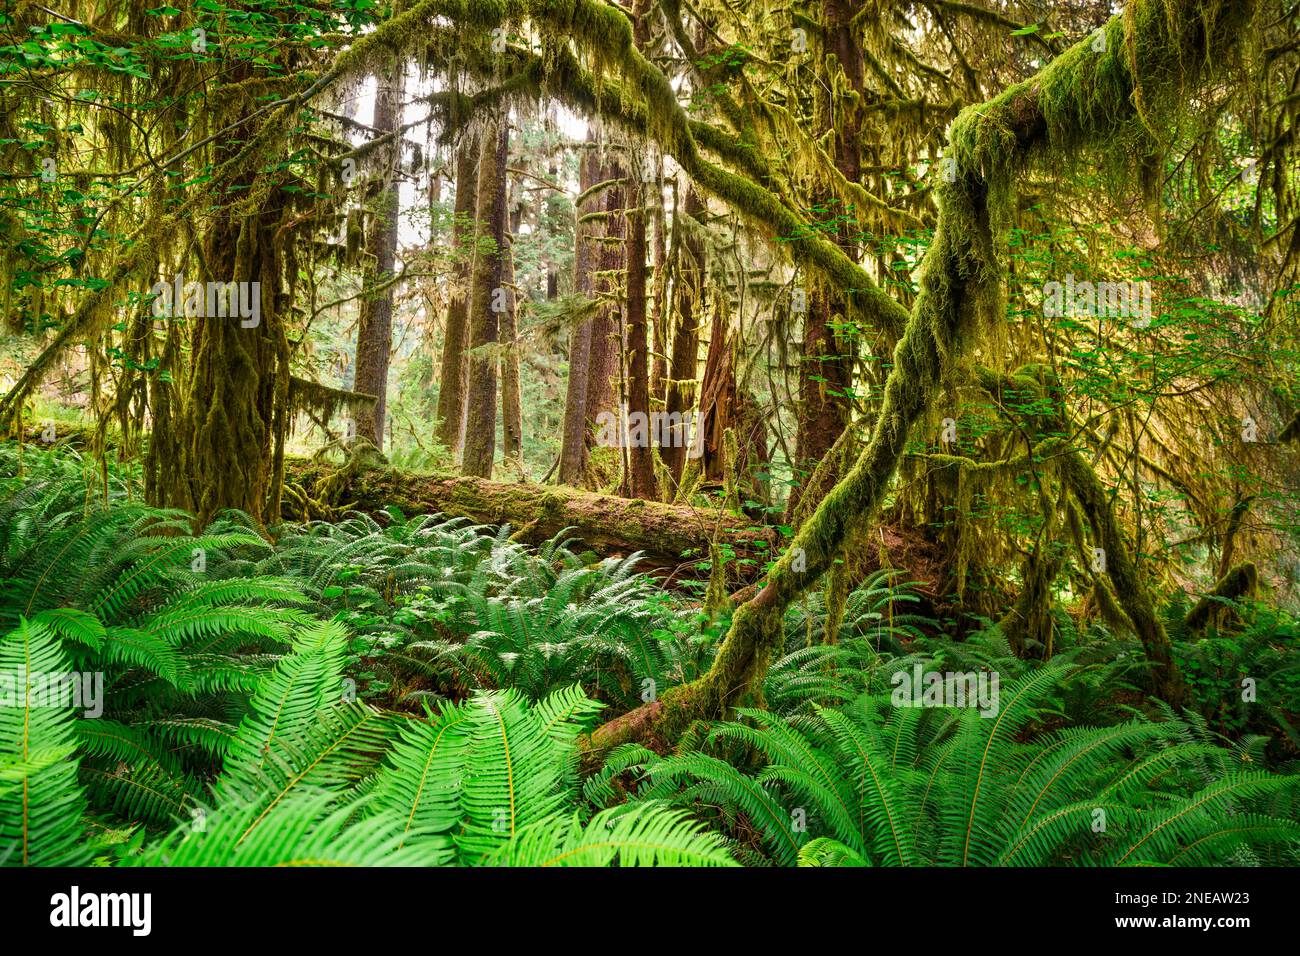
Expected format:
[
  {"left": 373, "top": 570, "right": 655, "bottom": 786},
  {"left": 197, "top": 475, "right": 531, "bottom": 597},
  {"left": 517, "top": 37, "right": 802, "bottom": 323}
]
[
  {"left": 624, "top": 170, "right": 655, "bottom": 499},
  {"left": 558, "top": 137, "right": 601, "bottom": 485},
  {"left": 583, "top": 159, "right": 624, "bottom": 476},
  {"left": 435, "top": 130, "right": 480, "bottom": 457},
  {"left": 661, "top": 185, "right": 705, "bottom": 485},
  {"left": 786, "top": 0, "right": 865, "bottom": 520},
  {"left": 501, "top": 178, "right": 523, "bottom": 475},
  {"left": 352, "top": 61, "right": 405, "bottom": 449},
  {"left": 461, "top": 116, "right": 509, "bottom": 479}
]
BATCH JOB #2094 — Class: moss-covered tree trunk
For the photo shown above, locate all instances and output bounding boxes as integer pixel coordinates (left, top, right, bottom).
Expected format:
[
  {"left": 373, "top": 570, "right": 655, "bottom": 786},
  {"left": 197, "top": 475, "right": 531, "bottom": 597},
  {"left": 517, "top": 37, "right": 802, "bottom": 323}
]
[
  {"left": 661, "top": 185, "right": 705, "bottom": 486},
  {"left": 584, "top": 159, "right": 624, "bottom": 469},
  {"left": 461, "top": 116, "right": 509, "bottom": 479},
  {"left": 352, "top": 61, "right": 405, "bottom": 449},
  {"left": 624, "top": 171, "right": 655, "bottom": 499},
  {"left": 158, "top": 196, "right": 291, "bottom": 529},
  {"left": 697, "top": 298, "right": 735, "bottom": 484},
  {"left": 978, "top": 358, "right": 1191, "bottom": 702},
  {"left": 435, "top": 130, "right": 480, "bottom": 457},
  {"left": 284, "top": 457, "right": 779, "bottom": 576},
  {"left": 146, "top": 73, "right": 292, "bottom": 529},
  {"left": 501, "top": 188, "right": 523, "bottom": 475},
  {"left": 1056, "top": 447, "right": 1187, "bottom": 704}
]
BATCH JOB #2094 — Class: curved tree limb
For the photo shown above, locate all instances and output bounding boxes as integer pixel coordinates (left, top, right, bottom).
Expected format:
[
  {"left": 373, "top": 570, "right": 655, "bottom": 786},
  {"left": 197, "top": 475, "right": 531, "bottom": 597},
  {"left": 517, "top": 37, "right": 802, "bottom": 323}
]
[{"left": 584, "top": 0, "right": 1257, "bottom": 759}]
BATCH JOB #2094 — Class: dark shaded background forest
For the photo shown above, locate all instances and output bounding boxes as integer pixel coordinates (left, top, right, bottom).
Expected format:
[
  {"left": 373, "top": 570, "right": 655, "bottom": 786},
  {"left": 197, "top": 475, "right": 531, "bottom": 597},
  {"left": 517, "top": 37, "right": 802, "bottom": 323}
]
[{"left": 0, "top": 0, "right": 1298, "bottom": 868}]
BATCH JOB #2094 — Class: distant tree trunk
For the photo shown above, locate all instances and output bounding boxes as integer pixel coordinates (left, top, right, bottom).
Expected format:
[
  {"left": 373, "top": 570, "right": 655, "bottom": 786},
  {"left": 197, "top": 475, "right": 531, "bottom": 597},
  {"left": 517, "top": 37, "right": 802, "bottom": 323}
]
[
  {"left": 624, "top": 170, "right": 655, "bottom": 499},
  {"left": 546, "top": 153, "right": 560, "bottom": 301},
  {"left": 650, "top": 168, "right": 668, "bottom": 407},
  {"left": 788, "top": 286, "right": 853, "bottom": 514},
  {"left": 427, "top": 159, "right": 444, "bottom": 245},
  {"left": 697, "top": 298, "right": 734, "bottom": 484},
  {"left": 435, "top": 130, "right": 480, "bottom": 456},
  {"left": 661, "top": 185, "right": 705, "bottom": 485},
  {"left": 461, "top": 116, "right": 508, "bottom": 479},
  {"left": 786, "top": 0, "right": 865, "bottom": 520},
  {"left": 559, "top": 138, "right": 600, "bottom": 484},
  {"left": 352, "top": 61, "right": 405, "bottom": 449},
  {"left": 501, "top": 179, "right": 523, "bottom": 475}
]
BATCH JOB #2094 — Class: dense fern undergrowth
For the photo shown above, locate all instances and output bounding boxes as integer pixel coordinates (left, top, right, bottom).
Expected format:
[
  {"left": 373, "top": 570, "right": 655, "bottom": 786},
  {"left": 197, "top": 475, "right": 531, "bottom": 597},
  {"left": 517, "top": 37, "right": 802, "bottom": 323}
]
[{"left": 1, "top": 443, "right": 1298, "bottom": 867}]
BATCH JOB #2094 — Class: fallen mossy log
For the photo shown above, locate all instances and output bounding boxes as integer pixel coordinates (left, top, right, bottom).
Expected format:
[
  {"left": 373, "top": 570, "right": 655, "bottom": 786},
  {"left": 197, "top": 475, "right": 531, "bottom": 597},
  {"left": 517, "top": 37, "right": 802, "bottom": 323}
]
[
  {"left": 283, "top": 455, "right": 779, "bottom": 581},
  {"left": 14, "top": 421, "right": 102, "bottom": 448}
]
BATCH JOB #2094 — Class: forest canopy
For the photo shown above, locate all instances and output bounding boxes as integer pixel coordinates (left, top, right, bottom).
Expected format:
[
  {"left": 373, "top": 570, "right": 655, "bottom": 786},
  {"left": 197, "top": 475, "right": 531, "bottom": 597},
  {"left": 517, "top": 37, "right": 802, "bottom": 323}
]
[{"left": 0, "top": 0, "right": 1298, "bottom": 875}]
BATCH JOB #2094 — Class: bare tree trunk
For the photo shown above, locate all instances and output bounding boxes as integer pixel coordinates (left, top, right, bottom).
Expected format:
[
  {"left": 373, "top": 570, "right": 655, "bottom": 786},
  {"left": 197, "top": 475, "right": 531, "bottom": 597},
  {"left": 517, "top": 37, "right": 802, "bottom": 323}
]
[
  {"left": 788, "top": 287, "right": 853, "bottom": 514},
  {"left": 461, "top": 116, "right": 508, "bottom": 479},
  {"left": 625, "top": 0, "right": 658, "bottom": 499},
  {"left": 545, "top": 149, "right": 560, "bottom": 302},
  {"left": 435, "top": 130, "right": 480, "bottom": 457},
  {"left": 352, "top": 61, "right": 405, "bottom": 449}
]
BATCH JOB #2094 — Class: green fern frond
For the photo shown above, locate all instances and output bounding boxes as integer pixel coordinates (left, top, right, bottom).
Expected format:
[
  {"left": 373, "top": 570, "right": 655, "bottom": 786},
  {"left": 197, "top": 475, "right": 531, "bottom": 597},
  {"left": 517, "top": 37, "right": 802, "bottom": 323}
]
[
  {"left": 0, "top": 620, "right": 90, "bottom": 865},
  {"left": 130, "top": 793, "right": 455, "bottom": 866},
  {"left": 485, "top": 803, "right": 736, "bottom": 867},
  {"left": 797, "top": 837, "right": 872, "bottom": 867}
]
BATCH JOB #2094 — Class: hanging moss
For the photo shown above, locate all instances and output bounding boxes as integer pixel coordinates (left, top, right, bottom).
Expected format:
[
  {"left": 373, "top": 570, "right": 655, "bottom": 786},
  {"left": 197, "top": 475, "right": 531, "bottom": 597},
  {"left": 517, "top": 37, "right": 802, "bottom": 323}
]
[
  {"left": 287, "top": 376, "right": 377, "bottom": 425},
  {"left": 1185, "top": 562, "right": 1259, "bottom": 633}
]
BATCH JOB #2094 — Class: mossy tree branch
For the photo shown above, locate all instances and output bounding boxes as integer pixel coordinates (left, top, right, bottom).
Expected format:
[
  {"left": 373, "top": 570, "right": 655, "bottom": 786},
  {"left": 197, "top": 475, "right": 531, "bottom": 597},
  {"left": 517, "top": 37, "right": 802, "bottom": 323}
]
[{"left": 585, "top": 0, "right": 1256, "bottom": 756}]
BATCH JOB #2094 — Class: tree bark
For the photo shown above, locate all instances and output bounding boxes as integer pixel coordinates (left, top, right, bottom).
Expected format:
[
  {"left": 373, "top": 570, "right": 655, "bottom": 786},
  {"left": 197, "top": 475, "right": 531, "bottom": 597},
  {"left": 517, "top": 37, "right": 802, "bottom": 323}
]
[
  {"left": 149, "top": 70, "right": 291, "bottom": 529},
  {"left": 500, "top": 178, "right": 523, "bottom": 475},
  {"left": 559, "top": 136, "right": 601, "bottom": 485},
  {"left": 649, "top": 161, "right": 668, "bottom": 409},
  {"left": 624, "top": 171, "right": 655, "bottom": 499},
  {"left": 788, "top": 286, "right": 853, "bottom": 515},
  {"left": 697, "top": 297, "right": 734, "bottom": 484},
  {"left": 661, "top": 185, "right": 705, "bottom": 486},
  {"left": 786, "top": 0, "right": 865, "bottom": 521},
  {"left": 352, "top": 61, "right": 405, "bottom": 449},
  {"left": 461, "top": 116, "right": 509, "bottom": 479},
  {"left": 435, "top": 130, "right": 480, "bottom": 456},
  {"left": 584, "top": 159, "right": 623, "bottom": 459}
]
